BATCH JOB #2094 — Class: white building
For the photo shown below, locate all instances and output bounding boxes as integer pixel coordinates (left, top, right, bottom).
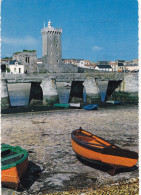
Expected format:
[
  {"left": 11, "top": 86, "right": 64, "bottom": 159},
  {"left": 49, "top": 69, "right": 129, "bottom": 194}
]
[
  {"left": 78, "top": 60, "right": 91, "bottom": 68},
  {"left": 6, "top": 60, "right": 24, "bottom": 74},
  {"left": 109, "top": 61, "right": 118, "bottom": 71},
  {"left": 95, "top": 65, "right": 112, "bottom": 71}
]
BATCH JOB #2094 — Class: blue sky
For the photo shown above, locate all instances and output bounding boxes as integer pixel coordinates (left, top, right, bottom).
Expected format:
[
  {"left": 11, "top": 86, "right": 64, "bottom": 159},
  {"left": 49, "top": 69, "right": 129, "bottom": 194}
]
[{"left": 1, "top": 0, "right": 138, "bottom": 62}]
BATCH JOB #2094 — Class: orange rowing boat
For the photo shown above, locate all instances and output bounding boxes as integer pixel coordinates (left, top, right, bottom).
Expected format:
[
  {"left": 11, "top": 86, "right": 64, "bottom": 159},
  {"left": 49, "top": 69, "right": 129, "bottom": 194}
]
[
  {"left": 71, "top": 128, "right": 138, "bottom": 175},
  {"left": 1, "top": 144, "right": 28, "bottom": 190}
]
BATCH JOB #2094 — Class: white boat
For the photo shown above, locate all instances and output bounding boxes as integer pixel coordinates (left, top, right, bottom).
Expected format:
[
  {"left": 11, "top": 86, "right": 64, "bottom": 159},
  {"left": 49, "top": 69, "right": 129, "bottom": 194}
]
[
  {"left": 69, "top": 103, "right": 81, "bottom": 108},
  {"left": 64, "top": 82, "right": 71, "bottom": 87},
  {"left": 106, "top": 101, "right": 121, "bottom": 105},
  {"left": 106, "top": 101, "right": 115, "bottom": 104}
]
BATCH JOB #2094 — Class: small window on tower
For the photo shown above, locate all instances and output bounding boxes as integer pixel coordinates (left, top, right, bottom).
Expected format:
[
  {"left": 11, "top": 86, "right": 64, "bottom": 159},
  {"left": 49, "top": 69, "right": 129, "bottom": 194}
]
[
  {"left": 57, "top": 60, "right": 59, "bottom": 63},
  {"left": 56, "top": 44, "right": 58, "bottom": 47}
]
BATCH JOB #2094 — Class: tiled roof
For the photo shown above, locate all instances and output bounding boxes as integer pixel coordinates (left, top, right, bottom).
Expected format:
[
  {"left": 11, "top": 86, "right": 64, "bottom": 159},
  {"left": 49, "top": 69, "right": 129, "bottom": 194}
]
[
  {"left": 9, "top": 60, "right": 22, "bottom": 65},
  {"left": 96, "top": 65, "right": 112, "bottom": 68},
  {"left": 118, "top": 63, "right": 124, "bottom": 66}
]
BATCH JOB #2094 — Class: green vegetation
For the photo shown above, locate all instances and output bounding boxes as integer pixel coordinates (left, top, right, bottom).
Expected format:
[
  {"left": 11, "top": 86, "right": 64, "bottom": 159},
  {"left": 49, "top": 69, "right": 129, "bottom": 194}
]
[
  {"left": 13, "top": 50, "right": 36, "bottom": 55},
  {"left": 13, "top": 52, "right": 21, "bottom": 54},
  {"left": 23, "top": 49, "right": 36, "bottom": 52},
  {"left": 6, "top": 67, "right": 10, "bottom": 72},
  {"left": 3, "top": 57, "right": 12, "bottom": 59}
]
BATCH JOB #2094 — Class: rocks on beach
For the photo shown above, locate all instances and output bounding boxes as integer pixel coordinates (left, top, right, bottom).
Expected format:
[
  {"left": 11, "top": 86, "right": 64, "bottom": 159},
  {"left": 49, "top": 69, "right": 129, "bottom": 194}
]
[{"left": 1, "top": 105, "right": 138, "bottom": 194}]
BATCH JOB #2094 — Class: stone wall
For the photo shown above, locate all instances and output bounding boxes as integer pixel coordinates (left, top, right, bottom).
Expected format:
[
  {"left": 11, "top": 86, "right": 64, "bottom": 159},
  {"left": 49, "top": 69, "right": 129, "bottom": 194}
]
[
  {"left": 13, "top": 51, "right": 37, "bottom": 73},
  {"left": 108, "top": 73, "right": 138, "bottom": 103}
]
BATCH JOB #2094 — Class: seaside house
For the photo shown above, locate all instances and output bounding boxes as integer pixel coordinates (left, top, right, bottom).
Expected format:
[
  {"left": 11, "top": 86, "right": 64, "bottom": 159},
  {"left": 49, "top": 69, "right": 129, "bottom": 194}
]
[
  {"left": 6, "top": 60, "right": 24, "bottom": 74},
  {"left": 109, "top": 61, "right": 118, "bottom": 71},
  {"left": 95, "top": 64, "right": 112, "bottom": 71},
  {"left": 78, "top": 60, "right": 92, "bottom": 68},
  {"left": 116, "top": 60, "right": 126, "bottom": 72}
]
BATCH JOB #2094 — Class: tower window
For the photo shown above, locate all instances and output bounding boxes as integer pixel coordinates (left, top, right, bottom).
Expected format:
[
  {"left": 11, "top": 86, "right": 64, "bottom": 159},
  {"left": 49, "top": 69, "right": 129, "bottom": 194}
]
[
  {"left": 57, "top": 60, "right": 59, "bottom": 63},
  {"left": 25, "top": 57, "right": 30, "bottom": 63},
  {"left": 56, "top": 44, "right": 58, "bottom": 47}
]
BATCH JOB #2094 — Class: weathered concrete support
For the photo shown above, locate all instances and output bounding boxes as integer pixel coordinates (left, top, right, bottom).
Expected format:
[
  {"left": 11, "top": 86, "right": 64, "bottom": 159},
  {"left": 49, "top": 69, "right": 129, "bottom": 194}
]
[
  {"left": 83, "top": 77, "right": 101, "bottom": 104},
  {"left": 118, "top": 73, "right": 138, "bottom": 92},
  {"left": 41, "top": 77, "right": 59, "bottom": 106},
  {"left": 112, "top": 73, "right": 138, "bottom": 103},
  {"left": 1, "top": 79, "right": 10, "bottom": 109}
]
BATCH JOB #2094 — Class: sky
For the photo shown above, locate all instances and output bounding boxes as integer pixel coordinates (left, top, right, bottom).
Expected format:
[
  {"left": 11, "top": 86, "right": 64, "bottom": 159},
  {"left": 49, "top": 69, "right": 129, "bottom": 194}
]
[{"left": 1, "top": 0, "right": 139, "bottom": 62}]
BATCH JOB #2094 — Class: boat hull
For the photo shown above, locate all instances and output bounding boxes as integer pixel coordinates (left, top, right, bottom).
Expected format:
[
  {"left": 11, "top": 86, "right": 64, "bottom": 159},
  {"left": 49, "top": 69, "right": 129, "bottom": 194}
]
[
  {"left": 54, "top": 103, "right": 69, "bottom": 108},
  {"left": 71, "top": 139, "right": 137, "bottom": 168},
  {"left": 71, "top": 129, "right": 138, "bottom": 175},
  {"left": 83, "top": 104, "right": 98, "bottom": 110},
  {"left": 1, "top": 158, "right": 28, "bottom": 190}
]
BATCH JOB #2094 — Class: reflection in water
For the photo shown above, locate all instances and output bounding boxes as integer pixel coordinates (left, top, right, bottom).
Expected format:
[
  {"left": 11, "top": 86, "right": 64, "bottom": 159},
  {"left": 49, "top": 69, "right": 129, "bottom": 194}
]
[
  {"left": 9, "top": 96, "right": 29, "bottom": 106},
  {"left": 100, "top": 92, "right": 106, "bottom": 102},
  {"left": 8, "top": 83, "right": 31, "bottom": 106}
]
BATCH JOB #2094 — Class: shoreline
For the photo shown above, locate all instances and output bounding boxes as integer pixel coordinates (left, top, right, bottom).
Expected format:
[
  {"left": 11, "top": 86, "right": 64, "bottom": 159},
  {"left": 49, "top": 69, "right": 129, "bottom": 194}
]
[
  {"left": 1, "top": 105, "right": 138, "bottom": 194},
  {"left": 1, "top": 103, "right": 138, "bottom": 115}
]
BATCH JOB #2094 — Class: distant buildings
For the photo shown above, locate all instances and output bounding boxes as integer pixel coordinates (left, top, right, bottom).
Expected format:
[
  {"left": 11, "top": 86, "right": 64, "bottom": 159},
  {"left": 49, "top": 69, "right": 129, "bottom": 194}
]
[
  {"left": 95, "top": 61, "right": 112, "bottom": 71},
  {"left": 12, "top": 50, "right": 37, "bottom": 73},
  {"left": 77, "top": 60, "right": 96, "bottom": 69},
  {"left": 109, "top": 61, "right": 118, "bottom": 71},
  {"left": 62, "top": 59, "right": 81, "bottom": 66},
  {"left": 95, "top": 65, "right": 112, "bottom": 71}
]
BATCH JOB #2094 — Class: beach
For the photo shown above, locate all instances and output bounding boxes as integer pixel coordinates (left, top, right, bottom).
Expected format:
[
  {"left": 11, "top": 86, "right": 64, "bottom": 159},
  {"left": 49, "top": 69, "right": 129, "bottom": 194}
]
[{"left": 1, "top": 105, "right": 139, "bottom": 194}]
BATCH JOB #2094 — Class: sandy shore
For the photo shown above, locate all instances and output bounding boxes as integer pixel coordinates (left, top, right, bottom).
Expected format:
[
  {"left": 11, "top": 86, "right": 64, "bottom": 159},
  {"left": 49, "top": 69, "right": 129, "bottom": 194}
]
[{"left": 1, "top": 105, "right": 138, "bottom": 194}]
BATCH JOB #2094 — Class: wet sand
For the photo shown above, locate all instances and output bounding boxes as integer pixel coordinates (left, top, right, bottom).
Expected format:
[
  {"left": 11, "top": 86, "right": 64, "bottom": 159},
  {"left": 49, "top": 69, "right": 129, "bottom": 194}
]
[{"left": 1, "top": 105, "right": 138, "bottom": 194}]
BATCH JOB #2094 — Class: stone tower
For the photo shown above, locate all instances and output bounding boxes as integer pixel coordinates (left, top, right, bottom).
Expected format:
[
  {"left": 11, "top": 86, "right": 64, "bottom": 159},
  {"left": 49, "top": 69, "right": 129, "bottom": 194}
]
[{"left": 41, "top": 20, "right": 63, "bottom": 72}]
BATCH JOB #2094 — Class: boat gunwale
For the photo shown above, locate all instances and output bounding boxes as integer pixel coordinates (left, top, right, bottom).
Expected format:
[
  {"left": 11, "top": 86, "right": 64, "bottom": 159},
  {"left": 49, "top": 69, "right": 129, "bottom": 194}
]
[
  {"left": 71, "top": 128, "right": 138, "bottom": 160},
  {"left": 1, "top": 144, "right": 28, "bottom": 171}
]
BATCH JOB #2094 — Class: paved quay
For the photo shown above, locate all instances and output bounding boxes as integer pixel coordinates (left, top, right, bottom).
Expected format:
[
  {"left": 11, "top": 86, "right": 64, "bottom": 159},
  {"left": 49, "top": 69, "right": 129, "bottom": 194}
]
[{"left": 1, "top": 105, "right": 138, "bottom": 194}]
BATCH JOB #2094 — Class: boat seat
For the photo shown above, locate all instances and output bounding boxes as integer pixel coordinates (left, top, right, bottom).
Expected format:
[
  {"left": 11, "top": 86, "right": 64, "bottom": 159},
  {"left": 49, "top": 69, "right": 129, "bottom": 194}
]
[
  {"left": 76, "top": 136, "right": 94, "bottom": 142},
  {"left": 2, "top": 153, "right": 24, "bottom": 166},
  {"left": 1, "top": 149, "right": 11, "bottom": 156}
]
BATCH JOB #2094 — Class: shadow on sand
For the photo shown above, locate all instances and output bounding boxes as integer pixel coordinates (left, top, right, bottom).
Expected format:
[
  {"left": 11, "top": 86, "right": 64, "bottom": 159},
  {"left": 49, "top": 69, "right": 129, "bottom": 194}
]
[
  {"left": 76, "top": 155, "right": 138, "bottom": 176},
  {"left": 18, "top": 161, "right": 42, "bottom": 192}
]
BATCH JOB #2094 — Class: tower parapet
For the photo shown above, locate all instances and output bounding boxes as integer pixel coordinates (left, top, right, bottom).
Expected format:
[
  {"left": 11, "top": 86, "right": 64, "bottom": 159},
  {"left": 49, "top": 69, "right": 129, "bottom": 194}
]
[{"left": 41, "top": 20, "right": 63, "bottom": 72}]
